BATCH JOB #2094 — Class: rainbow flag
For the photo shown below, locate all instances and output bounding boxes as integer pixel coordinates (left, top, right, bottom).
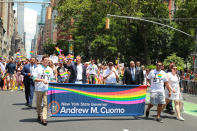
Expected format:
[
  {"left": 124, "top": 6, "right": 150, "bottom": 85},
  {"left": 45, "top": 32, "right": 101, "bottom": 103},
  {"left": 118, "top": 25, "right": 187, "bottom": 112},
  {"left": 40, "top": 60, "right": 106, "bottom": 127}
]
[
  {"left": 94, "top": 76, "right": 98, "bottom": 84},
  {"left": 16, "top": 52, "right": 22, "bottom": 58},
  {"left": 2, "top": 73, "right": 9, "bottom": 80},
  {"left": 60, "top": 72, "right": 70, "bottom": 77},
  {"left": 55, "top": 47, "right": 63, "bottom": 55},
  {"left": 30, "top": 51, "right": 34, "bottom": 55},
  {"left": 66, "top": 54, "right": 74, "bottom": 60}
]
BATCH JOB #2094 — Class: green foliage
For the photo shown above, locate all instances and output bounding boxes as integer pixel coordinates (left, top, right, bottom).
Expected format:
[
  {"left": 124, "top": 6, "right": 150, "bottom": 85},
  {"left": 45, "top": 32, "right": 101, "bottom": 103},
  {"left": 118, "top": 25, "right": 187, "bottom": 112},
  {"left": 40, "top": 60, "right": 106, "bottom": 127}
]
[
  {"left": 163, "top": 53, "right": 185, "bottom": 70},
  {"left": 146, "top": 65, "right": 156, "bottom": 70},
  {"left": 43, "top": 40, "right": 56, "bottom": 56},
  {"left": 55, "top": 0, "right": 196, "bottom": 65},
  {"left": 172, "top": 0, "right": 197, "bottom": 60}
]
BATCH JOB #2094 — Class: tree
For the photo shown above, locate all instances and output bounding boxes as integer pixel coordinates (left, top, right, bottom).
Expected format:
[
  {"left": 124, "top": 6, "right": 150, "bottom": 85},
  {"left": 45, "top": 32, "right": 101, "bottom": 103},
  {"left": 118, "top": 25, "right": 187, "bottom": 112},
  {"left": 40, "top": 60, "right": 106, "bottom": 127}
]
[
  {"left": 43, "top": 40, "right": 56, "bottom": 56},
  {"left": 172, "top": 0, "right": 197, "bottom": 60},
  {"left": 55, "top": 0, "right": 195, "bottom": 65},
  {"left": 163, "top": 53, "right": 185, "bottom": 70}
]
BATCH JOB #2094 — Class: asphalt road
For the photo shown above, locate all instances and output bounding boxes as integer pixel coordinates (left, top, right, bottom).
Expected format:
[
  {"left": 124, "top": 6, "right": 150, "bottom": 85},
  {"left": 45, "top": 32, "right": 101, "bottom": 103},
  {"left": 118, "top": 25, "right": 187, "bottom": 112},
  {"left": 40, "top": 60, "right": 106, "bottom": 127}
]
[{"left": 0, "top": 90, "right": 197, "bottom": 131}]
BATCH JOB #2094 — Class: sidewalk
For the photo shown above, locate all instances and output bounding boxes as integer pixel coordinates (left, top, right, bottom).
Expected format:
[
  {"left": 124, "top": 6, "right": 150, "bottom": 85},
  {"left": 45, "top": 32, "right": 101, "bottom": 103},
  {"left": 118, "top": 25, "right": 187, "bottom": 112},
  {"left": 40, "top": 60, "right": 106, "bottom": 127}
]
[{"left": 146, "top": 91, "right": 197, "bottom": 117}]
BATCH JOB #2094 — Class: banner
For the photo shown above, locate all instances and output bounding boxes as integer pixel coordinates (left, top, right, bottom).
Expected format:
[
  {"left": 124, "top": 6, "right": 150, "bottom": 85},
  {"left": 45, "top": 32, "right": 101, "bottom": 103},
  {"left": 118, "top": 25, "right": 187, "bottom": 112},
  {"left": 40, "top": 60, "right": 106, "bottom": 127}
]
[
  {"left": 48, "top": 83, "right": 147, "bottom": 117},
  {"left": 50, "top": 55, "right": 59, "bottom": 63}
]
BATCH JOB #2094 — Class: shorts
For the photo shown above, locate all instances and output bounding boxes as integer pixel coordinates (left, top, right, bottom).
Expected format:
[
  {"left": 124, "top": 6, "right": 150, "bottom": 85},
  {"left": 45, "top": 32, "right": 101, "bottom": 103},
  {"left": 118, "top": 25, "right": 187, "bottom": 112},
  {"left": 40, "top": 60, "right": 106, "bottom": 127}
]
[
  {"left": 165, "top": 89, "right": 180, "bottom": 101},
  {"left": 7, "top": 74, "right": 14, "bottom": 80},
  {"left": 150, "top": 92, "right": 166, "bottom": 105}
]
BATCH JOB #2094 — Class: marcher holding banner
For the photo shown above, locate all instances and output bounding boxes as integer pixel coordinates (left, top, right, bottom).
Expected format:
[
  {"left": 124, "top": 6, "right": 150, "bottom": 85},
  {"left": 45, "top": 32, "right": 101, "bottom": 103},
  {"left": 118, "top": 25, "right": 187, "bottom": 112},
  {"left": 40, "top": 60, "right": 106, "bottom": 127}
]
[
  {"left": 103, "top": 62, "right": 119, "bottom": 84},
  {"left": 32, "top": 56, "right": 55, "bottom": 126},
  {"left": 145, "top": 62, "right": 171, "bottom": 123},
  {"left": 87, "top": 59, "right": 99, "bottom": 84}
]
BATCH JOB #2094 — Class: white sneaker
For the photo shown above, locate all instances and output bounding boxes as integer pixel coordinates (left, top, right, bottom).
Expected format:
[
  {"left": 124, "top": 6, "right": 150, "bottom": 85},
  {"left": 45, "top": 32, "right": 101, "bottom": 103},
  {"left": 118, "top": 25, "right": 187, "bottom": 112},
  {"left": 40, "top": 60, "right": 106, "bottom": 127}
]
[{"left": 177, "top": 116, "right": 185, "bottom": 121}]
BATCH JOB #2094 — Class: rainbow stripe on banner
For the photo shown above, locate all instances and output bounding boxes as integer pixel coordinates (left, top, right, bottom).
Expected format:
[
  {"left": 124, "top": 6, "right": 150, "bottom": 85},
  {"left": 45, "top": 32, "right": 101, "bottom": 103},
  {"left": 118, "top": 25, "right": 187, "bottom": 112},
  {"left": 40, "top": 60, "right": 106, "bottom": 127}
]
[{"left": 48, "top": 85, "right": 146, "bottom": 105}]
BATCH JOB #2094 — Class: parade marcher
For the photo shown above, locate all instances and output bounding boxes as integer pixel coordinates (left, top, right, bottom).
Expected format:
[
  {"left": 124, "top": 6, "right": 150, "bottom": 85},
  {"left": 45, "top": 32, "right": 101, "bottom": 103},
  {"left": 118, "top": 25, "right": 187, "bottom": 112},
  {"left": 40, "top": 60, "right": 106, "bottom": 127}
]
[
  {"left": 87, "top": 59, "right": 99, "bottom": 84},
  {"left": 0, "top": 66, "right": 4, "bottom": 90},
  {"left": 32, "top": 56, "right": 55, "bottom": 126},
  {"left": 49, "top": 60, "right": 57, "bottom": 82},
  {"left": 123, "top": 61, "right": 144, "bottom": 85},
  {"left": 0, "top": 58, "right": 5, "bottom": 90},
  {"left": 162, "top": 65, "right": 185, "bottom": 121},
  {"left": 16, "top": 61, "right": 24, "bottom": 90},
  {"left": 103, "top": 62, "right": 119, "bottom": 85},
  {"left": 5, "top": 57, "right": 16, "bottom": 91},
  {"left": 145, "top": 62, "right": 171, "bottom": 123},
  {"left": 64, "top": 55, "right": 87, "bottom": 84},
  {"left": 57, "top": 62, "right": 67, "bottom": 83},
  {"left": 141, "top": 65, "right": 147, "bottom": 85},
  {"left": 21, "top": 58, "right": 37, "bottom": 107},
  {"left": 165, "top": 62, "right": 175, "bottom": 115},
  {"left": 0, "top": 58, "right": 5, "bottom": 73}
]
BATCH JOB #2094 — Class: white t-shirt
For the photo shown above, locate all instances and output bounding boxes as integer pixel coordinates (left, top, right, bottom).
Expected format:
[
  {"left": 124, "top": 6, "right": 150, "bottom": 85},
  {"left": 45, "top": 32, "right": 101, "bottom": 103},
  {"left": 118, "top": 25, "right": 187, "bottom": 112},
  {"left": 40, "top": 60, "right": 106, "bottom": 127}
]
[
  {"left": 33, "top": 65, "right": 55, "bottom": 92},
  {"left": 147, "top": 69, "right": 168, "bottom": 92},
  {"left": 87, "top": 64, "right": 98, "bottom": 75},
  {"left": 165, "top": 72, "right": 180, "bottom": 100},
  {"left": 103, "top": 67, "right": 118, "bottom": 84},
  {"left": 76, "top": 63, "right": 83, "bottom": 80}
]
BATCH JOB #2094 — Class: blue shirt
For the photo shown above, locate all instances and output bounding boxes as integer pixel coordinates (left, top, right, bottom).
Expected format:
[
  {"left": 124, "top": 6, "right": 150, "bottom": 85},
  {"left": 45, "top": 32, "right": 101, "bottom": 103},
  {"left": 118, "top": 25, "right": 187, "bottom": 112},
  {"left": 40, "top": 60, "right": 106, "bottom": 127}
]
[{"left": 6, "top": 63, "right": 16, "bottom": 74}]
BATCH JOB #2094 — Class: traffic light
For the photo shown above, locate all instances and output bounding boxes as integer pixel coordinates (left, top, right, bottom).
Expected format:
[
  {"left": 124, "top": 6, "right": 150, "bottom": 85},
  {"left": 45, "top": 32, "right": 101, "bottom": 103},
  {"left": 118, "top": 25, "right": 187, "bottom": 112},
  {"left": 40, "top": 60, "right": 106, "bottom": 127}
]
[{"left": 106, "top": 18, "right": 110, "bottom": 29}]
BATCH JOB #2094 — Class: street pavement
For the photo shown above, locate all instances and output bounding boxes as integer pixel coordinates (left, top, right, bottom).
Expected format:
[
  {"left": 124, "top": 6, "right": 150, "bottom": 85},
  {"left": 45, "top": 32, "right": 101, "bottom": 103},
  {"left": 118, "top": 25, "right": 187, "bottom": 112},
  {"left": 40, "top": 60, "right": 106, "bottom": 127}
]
[{"left": 0, "top": 90, "right": 197, "bottom": 131}]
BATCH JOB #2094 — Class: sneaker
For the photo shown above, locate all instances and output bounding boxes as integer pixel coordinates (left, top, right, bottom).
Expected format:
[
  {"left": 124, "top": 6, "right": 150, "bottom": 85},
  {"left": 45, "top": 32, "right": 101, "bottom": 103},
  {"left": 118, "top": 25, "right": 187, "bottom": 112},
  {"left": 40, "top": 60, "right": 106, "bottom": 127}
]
[
  {"left": 28, "top": 104, "right": 32, "bottom": 108},
  {"left": 156, "top": 117, "right": 164, "bottom": 123},
  {"left": 145, "top": 111, "right": 149, "bottom": 119},
  {"left": 37, "top": 116, "right": 41, "bottom": 122},
  {"left": 41, "top": 119, "right": 47, "bottom": 126},
  {"left": 177, "top": 116, "right": 185, "bottom": 121},
  {"left": 169, "top": 111, "right": 175, "bottom": 115}
]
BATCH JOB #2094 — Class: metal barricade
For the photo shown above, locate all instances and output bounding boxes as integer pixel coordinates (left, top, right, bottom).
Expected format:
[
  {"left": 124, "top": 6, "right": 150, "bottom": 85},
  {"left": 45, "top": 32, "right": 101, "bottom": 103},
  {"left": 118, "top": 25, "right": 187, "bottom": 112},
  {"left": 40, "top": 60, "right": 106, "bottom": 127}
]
[{"left": 180, "top": 79, "right": 197, "bottom": 95}]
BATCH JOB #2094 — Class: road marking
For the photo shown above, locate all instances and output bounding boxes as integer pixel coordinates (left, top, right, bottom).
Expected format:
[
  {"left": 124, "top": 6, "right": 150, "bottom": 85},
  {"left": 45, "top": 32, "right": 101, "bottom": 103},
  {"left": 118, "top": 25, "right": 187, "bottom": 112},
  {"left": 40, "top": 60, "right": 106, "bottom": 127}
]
[{"left": 121, "top": 129, "right": 129, "bottom": 131}]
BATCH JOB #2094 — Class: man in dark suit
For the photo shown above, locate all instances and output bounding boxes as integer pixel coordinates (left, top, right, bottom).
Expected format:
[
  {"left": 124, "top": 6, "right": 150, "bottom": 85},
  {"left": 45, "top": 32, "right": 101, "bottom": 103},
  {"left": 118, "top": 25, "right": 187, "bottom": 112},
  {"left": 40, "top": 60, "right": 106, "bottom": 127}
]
[
  {"left": 64, "top": 55, "right": 87, "bottom": 84},
  {"left": 123, "top": 61, "right": 144, "bottom": 85},
  {"left": 21, "top": 58, "right": 37, "bottom": 107}
]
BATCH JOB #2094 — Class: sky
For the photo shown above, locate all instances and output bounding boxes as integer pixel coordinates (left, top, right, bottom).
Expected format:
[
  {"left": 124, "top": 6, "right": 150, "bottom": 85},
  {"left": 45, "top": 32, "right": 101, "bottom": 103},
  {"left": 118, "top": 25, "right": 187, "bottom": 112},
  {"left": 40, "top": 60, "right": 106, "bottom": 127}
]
[{"left": 14, "top": 0, "right": 44, "bottom": 58}]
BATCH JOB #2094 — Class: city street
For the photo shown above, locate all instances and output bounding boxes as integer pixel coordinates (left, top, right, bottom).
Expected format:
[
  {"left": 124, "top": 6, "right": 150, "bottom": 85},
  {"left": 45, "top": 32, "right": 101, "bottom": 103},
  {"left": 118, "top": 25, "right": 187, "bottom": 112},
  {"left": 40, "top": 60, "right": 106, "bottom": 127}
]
[{"left": 1, "top": 90, "right": 197, "bottom": 131}]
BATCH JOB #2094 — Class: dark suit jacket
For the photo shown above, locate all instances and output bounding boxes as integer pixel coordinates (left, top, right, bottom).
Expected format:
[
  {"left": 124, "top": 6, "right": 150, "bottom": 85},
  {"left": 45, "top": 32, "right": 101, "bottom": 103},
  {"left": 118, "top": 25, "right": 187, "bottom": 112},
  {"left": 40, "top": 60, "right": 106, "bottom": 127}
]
[
  {"left": 64, "top": 62, "right": 87, "bottom": 84},
  {"left": 21, "top": 64, "right": 37, "bottom": 85},
  {"left": 123, "top": 67, "right": 144, "bottom": 85}
]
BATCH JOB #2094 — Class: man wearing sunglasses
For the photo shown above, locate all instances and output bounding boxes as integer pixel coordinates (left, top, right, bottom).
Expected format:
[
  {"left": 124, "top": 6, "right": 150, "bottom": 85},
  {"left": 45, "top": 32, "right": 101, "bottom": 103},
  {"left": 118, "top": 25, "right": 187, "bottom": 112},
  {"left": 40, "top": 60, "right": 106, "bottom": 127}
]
[{"left": 145, "top": 62, "right": 171, "bottom": 123}]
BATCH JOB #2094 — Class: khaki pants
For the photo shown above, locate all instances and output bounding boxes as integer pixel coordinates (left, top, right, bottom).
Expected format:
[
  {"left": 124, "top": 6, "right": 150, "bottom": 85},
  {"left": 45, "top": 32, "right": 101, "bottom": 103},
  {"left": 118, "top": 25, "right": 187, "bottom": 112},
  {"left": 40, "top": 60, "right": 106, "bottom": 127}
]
[{"left": 36, "top": 91, "right": 48, "bottom": 120}]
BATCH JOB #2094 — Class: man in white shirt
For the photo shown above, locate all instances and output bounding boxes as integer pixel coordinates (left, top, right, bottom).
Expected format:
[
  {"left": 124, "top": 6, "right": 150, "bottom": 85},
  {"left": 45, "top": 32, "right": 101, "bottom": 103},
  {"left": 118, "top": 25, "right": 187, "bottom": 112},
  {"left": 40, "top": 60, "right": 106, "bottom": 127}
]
[
  {"left": 103, "top": 62, "right": 119, "bottom": 84},
  {"left": 75, "top": 56, "right": 86, "bottom": 84},
  {"left": 32, "top": 56, "right": 55, "bottom": 126},
  {"left": 145, "top": 62, "right": 171, "bottom": 123},
  {"left": 87, "top": 59, "right": 99, "bottom": 84}
]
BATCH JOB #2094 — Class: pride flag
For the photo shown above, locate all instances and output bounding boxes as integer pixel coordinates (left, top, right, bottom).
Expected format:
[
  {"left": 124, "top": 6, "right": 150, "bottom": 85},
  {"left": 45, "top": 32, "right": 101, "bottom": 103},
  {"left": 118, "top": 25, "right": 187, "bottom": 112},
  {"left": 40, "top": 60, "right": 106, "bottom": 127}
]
[
  {"left": 60, "top": 71, "right": 70, "bottom": 77},
  {"left": 30, "top": 51, "right": 34, "bottom": 55},
  {"left": 55, "top": 47, "right": 63, "bottom": 55}
]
